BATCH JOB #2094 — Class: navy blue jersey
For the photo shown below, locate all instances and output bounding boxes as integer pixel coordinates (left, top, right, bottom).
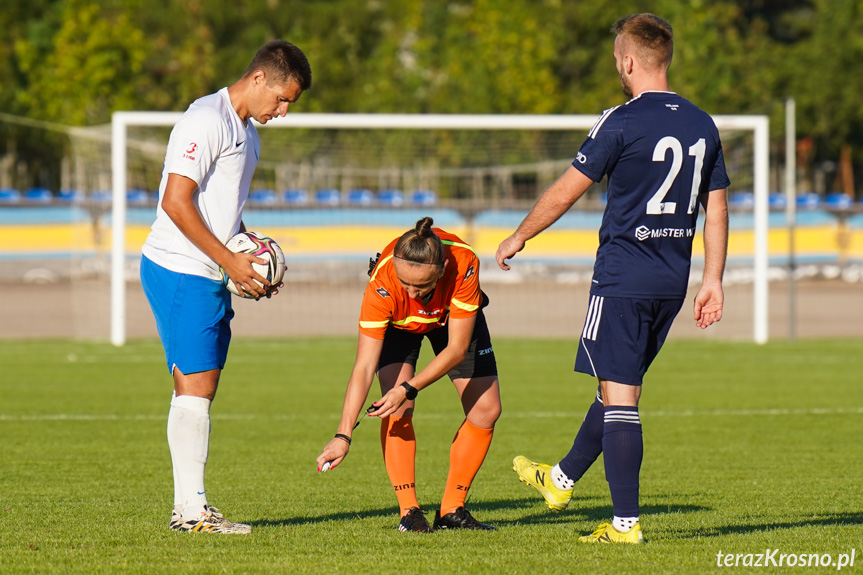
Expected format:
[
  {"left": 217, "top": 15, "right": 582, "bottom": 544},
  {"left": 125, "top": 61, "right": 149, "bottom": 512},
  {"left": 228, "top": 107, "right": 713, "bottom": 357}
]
[{"left": 574, "top": 91, "right": 730, "bottom": 298}]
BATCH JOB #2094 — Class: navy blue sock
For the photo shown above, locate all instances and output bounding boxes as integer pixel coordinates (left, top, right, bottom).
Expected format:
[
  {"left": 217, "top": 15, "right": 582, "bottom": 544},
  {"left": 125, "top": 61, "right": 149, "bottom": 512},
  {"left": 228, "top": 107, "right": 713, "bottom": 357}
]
[
  {"left": 602, "top": 405, "right": 642, "bottom": 518},
  {"left": 558, "top": 388, "right": 604, "bottom": 482}
]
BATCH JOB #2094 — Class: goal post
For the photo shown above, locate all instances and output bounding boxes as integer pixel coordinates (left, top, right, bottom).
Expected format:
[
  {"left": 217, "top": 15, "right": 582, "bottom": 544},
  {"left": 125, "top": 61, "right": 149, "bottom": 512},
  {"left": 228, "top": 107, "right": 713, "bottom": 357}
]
[{"left": 109, "top": 112, "right": 769, "bottom": 346}]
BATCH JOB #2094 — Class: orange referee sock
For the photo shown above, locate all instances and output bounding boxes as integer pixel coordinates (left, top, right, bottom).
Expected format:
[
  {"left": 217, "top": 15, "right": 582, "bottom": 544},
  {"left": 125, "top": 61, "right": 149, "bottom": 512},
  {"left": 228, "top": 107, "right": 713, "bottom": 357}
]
[
  {"left": 439, "top": 419, "right": 494, "bottom": 515},
  {"left": 380, "top": 416, "right": 419, "bottom": 516}
]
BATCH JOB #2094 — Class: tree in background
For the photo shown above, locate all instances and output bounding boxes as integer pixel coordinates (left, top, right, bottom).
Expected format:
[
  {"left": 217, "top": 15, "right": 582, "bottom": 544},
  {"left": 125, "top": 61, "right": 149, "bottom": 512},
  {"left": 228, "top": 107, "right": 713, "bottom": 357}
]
[{"left": 0, "top": 0, "right": 860, "bottom": 196}]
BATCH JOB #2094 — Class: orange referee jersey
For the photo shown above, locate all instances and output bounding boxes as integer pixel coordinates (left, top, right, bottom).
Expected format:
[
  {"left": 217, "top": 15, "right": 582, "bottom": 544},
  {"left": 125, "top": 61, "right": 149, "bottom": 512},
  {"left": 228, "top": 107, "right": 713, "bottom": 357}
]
[{"left": 359, "top": 229, "right": 481, "bottom": 339}]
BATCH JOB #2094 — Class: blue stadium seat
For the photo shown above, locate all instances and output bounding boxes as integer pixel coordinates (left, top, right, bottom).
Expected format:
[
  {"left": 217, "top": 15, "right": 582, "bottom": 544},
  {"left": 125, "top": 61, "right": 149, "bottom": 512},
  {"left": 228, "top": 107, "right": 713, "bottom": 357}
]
[
  {"left": 347, "top": 188, "right": 374, "bottom": 206},
  {"left": 24, "top": 187, "right": 53, "bottom": 203},
  {"left": 58, "top": 189, "right": 84, "bottom": 203},
  {"left": 315, "top": 188, "right": 341, "bottom": 206},
  {"left": 0, "top": 188, "right": 21, "bottom": 204},
  {"left": 825, "top": 192, "right": 853, "bottom": 209},
  {"left": 411, "top": 190, "right": 437, "bottom": 206},
  {"left": 249, "top": 189, "right": 277, "bottom": 206},
  {"left": 377, "top": 189, "right": 405, "bottom": 207},
  {"left": 768, "top": 191, "right": 787, "bottom": 210},
  {"left": 126, "top": 188, "right": 152, "bottom": 205},
  {"left": 729, "top": 190, "right": 754, "bottom": 210},
  {"left": 282, "top": 189, "right": 309, "bottom": 205},
  {"left": 91, "top": 190, "right": 112, "bottom": 204},
  {"left": 796, "top": 192, "right": 820, "bottom": 210}
]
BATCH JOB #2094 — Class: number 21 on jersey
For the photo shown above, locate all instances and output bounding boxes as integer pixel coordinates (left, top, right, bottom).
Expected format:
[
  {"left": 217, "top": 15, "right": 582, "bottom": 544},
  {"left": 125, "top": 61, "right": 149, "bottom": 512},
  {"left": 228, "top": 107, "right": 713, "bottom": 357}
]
[{"left": 647, "top": 136, "right": 705, "bottom": 215}]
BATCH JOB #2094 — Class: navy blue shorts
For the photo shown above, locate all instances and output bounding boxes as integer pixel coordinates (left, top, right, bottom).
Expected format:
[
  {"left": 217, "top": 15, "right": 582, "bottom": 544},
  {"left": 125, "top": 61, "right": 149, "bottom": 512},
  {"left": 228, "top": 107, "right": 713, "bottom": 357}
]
[
  {"left": 140, "top": 256, "right": 234, "bottom": 375},
  {"left": 574, "top": 295, "right": 683, "bottom": 386},
  {"left": 378, "top": 309, "right": 497, "bottom": 380}
]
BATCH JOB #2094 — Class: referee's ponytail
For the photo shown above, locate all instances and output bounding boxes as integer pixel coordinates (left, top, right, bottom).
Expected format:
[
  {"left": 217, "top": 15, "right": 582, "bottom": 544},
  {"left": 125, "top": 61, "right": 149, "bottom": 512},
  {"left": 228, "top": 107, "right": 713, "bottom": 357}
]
[{"left": 394, "top": 217, "right": 445, "bottom": 266}]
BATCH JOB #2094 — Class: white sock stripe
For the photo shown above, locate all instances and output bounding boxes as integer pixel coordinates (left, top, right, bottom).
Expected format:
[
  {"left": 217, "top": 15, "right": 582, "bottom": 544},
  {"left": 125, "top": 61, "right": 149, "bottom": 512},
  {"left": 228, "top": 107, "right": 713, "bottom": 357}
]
[{"left": 604, "top": 411, "right": 641, "bottom": 424}]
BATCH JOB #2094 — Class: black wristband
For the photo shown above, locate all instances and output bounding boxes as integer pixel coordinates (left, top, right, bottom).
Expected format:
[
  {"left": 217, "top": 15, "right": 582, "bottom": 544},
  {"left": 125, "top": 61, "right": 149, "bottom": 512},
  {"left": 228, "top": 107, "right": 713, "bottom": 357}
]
[
  {"left": 400, "top": 381, "right": 419, "bottom": 400},
  {"left": 334, "top": 433, "right": 352, "bottom": 445}
]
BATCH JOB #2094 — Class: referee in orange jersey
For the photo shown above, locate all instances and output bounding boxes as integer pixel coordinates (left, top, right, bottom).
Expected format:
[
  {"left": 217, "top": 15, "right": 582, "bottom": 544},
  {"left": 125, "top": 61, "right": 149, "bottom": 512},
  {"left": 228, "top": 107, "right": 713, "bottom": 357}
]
[{"left": 317, "top": 217, "right": 500, "bottom": 533}]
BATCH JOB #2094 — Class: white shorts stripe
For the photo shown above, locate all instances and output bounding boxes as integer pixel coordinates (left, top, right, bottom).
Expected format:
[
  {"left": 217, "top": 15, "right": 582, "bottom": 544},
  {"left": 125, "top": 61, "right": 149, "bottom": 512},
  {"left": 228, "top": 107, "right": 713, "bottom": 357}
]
[
  {"left": 582, "top": 295, "right": 604, "bottom": 341},
  {"left": 591, "top": 296, "right": 604, "bottom": 340}
]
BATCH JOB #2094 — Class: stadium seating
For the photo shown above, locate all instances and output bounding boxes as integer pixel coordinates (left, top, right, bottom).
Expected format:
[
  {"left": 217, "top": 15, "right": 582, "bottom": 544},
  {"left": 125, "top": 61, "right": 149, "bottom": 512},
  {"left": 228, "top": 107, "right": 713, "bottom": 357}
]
[
  {"left": 411, "top": 190, "right": 437, "bottom": 206},
  {"left": 249, "top": 189, "right": 277, "bottom": 206},
  {"left": 315, "top": 188, "right": 341, "bottom": 206},
  {"left": 58, "top": 189, "right": 84, "bottom": 203},
  {"left": 768, "top": 191, "right": 787, "bottom": 210},
  {"left": 377, "top": 189, "right": 405, "bottom": 206},
  {"left": 347, "top": 188, "right": 374, "bottom": 206},
  {"left": 282, "top": 189, "right": 309, "bottom": 205},
  {"left": 24, "top": 188, "right": 53, "bottom": 203},
  {"left": 126, "top": 188, "right": 152, "bottom": 206},
  {"left": 729, "top": 190, "right": 754, "bottom": 209},
  {"left": 0, "top": 188, "right": 21, "bottom": 203},
  {"left": 796, "top": 192, "right": 821, "bottom": 210},
  {"left": 91, "top": 190, "right": 112, "bottom": 204},
  {"left": 824, "top": 192, "right": 854, "bottom": 210}
]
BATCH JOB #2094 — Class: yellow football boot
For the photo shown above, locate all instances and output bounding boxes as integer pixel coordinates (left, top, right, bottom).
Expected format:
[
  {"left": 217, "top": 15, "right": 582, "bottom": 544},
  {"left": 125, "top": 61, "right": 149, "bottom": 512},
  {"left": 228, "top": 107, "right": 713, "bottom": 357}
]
[
  {"left": 578, "top": 521, "right": 644, "bottom": 544},
  {"left": 512, "top": 455, "right": 572, "bottom": 511}
]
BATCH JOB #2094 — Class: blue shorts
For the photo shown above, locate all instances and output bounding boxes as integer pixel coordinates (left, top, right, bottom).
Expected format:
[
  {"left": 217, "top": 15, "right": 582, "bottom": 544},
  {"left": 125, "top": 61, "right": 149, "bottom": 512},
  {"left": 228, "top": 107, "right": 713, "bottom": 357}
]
[
  {"left": 574, "top": 295, "right": 683, "bottom": 386},
  {"left": 140, "top": 256, "right": 234, "bottom": 375}
]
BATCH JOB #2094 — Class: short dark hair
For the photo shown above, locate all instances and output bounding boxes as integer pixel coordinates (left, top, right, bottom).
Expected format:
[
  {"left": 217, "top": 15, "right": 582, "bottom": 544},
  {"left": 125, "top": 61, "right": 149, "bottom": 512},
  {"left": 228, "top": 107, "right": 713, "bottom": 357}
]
[
  {"left": 394, "top": 217, "right": 445, "bottom": 266},
  {"left": 245, "top": 40, "right": 312, "bottom": 91},
  {"left": 613, "top": 13, "right": 673, "bottom": 70}
]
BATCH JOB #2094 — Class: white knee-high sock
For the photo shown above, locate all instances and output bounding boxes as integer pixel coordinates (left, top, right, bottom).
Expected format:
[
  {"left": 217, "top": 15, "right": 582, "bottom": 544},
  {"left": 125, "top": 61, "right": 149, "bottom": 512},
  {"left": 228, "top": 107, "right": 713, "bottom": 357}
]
[
  {"left": 170, "top": 392, "right": 181, "bottom": 513},
  {"left": 167, "top": 394, "right": 211, "bottom": 519}
]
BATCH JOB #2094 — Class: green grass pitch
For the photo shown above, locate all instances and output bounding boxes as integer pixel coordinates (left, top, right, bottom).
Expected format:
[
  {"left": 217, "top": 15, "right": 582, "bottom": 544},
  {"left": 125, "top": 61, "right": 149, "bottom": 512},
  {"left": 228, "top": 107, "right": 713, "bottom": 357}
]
[{"left": 1, "top": 337, "right": 861, "bottom": 573}]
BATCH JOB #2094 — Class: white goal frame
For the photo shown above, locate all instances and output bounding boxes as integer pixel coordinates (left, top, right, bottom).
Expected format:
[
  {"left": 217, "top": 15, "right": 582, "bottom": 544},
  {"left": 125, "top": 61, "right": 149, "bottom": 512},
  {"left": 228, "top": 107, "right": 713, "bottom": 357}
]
[{"left": 111, "top": 112, "right": 769, "bottom": 346}]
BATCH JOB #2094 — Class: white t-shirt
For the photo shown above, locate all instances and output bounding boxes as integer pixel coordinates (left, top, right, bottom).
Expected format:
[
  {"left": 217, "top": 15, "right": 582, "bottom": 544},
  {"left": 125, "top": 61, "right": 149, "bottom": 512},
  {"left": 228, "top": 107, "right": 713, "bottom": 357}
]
[{"left": 142, "top": 87, "right": 260, "bottom": 280}]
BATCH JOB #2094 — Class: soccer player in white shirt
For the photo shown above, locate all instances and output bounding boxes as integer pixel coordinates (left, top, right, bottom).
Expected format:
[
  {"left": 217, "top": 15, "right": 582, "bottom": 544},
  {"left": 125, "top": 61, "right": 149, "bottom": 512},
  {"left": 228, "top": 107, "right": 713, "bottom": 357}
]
[{"left": 140, "top": 40, "right": 311, "bottom": 534}]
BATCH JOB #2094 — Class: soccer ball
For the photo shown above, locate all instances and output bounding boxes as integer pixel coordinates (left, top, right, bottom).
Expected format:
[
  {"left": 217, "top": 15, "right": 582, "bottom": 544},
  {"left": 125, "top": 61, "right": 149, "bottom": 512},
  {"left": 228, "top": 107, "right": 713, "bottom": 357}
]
[{"left": 220, "top": 231, "right": 286, "bottom": 298}]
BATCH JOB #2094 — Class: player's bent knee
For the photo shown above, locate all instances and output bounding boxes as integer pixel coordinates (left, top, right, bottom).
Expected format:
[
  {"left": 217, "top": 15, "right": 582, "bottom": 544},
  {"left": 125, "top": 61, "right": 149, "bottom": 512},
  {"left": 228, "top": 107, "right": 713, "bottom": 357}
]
[{"left": 466, "top": 398, "right": 501, "bottom": 428}]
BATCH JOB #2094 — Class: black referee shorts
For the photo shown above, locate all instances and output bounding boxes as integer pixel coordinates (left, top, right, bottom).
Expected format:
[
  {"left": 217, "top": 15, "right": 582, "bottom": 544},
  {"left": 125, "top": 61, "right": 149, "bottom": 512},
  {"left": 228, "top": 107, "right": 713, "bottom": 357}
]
[{"left": 378, "top": 308, "right": 497, "bottom": 380}]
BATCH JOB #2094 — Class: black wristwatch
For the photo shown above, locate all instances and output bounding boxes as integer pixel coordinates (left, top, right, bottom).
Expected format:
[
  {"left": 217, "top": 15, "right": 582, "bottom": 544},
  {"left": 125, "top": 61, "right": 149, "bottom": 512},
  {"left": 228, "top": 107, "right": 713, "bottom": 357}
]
[{"left": 400, "top": 381, "right": 419, "bottom": 400}]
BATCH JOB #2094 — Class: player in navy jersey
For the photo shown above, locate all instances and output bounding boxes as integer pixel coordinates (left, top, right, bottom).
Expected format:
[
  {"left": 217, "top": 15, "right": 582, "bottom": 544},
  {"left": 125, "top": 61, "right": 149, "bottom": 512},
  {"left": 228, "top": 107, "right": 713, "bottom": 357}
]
[{"left": 496, "top": 13, "right": 729, "bottom": 544}]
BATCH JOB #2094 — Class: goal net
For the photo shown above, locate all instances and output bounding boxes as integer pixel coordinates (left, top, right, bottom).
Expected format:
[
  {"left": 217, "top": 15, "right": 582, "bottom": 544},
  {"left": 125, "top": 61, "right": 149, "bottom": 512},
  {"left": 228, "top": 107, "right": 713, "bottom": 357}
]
[{"left": 59, "top": 113, "right": 769, "bottom": 344}]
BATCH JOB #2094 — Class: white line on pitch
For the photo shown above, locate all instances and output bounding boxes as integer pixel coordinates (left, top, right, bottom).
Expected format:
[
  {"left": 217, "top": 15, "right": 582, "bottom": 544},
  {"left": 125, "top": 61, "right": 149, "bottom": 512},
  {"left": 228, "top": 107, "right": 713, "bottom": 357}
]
[{"left": 1, "top": 406, "right": 862, "bottom": 422}]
